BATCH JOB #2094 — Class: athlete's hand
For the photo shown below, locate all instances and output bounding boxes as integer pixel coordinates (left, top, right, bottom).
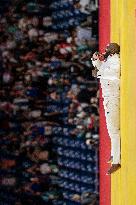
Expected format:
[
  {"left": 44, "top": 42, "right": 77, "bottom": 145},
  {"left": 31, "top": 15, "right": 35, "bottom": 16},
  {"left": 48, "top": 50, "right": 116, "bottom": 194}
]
[{"left": 92, "top": 68, "right": 98, "bottom": 77}]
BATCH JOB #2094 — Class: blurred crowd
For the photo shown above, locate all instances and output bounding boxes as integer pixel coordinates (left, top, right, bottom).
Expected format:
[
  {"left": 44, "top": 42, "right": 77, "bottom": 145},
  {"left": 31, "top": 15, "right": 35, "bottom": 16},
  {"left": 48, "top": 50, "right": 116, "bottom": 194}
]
[{"left": 0, "top": 0, "right": 99, "bottom": 205}]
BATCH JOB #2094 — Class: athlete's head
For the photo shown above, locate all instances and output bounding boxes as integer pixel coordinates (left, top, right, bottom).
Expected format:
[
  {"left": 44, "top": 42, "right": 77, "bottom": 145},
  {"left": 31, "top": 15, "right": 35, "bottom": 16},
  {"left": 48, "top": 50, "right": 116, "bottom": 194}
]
[{"left": 105, "top": 43, "right": 120, "bottom": 55}]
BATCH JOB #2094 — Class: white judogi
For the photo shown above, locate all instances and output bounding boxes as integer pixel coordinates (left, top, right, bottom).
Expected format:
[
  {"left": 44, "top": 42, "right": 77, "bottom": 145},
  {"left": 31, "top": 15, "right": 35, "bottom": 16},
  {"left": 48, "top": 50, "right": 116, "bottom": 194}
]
[{"left": 92, "top": 54, "right": 120, "bottom": 164}]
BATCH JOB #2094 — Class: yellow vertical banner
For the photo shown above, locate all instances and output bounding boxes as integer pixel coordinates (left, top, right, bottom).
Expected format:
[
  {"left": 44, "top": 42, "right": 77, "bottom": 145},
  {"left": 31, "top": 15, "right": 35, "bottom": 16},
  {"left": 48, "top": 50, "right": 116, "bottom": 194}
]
[
  {"left": 111, "top": 0, "right": 121, "bottom": 44},
  {"left": 111, "top": 0, "right": 136, "bottom": 205},
  {"left": 110, "top": 1, "right": 121, "bottom": 204}
]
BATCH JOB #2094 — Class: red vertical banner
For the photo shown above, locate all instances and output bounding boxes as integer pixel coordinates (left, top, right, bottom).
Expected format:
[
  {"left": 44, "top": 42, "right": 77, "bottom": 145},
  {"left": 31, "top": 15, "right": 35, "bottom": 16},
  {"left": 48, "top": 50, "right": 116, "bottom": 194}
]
[{"left": 99, "top": 0, "right": 111, "bottom": 205}]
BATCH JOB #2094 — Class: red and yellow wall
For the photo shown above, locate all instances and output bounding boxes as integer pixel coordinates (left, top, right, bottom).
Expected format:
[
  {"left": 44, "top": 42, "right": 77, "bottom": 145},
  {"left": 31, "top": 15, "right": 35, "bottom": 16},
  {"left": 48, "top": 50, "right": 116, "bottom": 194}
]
[{"left": 99, "top": 1, "right": 136, "bottom": 205}]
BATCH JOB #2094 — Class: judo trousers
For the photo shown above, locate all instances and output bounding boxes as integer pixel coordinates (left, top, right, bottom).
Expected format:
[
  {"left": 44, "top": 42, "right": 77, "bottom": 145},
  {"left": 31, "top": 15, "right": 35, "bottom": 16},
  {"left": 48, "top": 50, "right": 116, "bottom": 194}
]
[{"left": 101, "top": 79, "right": 120, "bottom": 164}]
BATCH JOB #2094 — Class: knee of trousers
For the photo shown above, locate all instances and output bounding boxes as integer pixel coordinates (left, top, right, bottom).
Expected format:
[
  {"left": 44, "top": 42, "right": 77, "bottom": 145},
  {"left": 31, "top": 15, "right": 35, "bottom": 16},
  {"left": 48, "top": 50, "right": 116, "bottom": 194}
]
[
  {"left": 108, "top": 127, "right": 120, "bottom": 139},
  {"left": 105, "top": 111, "right": 120, "bottom": 131}
]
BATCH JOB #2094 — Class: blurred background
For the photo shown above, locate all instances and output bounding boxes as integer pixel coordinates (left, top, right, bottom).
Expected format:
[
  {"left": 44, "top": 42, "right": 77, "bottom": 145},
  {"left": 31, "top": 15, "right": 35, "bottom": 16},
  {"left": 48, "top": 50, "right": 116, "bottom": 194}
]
[{"left": 0, "top": 0, "right": 99, "bottom": 205}]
